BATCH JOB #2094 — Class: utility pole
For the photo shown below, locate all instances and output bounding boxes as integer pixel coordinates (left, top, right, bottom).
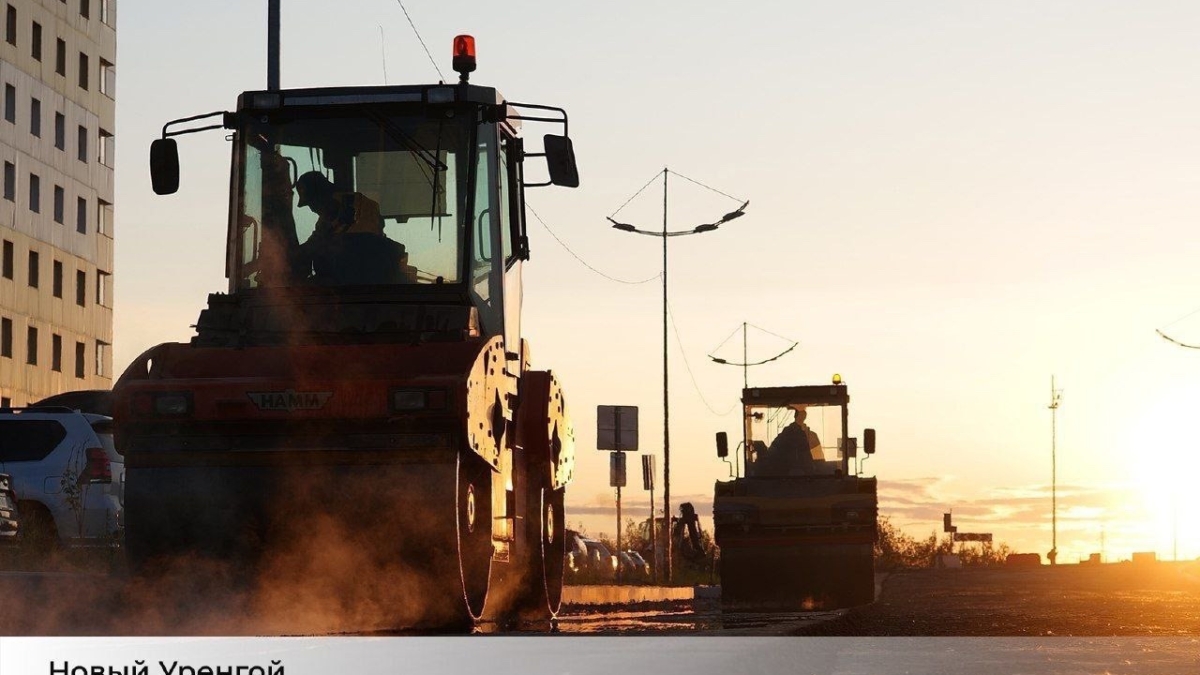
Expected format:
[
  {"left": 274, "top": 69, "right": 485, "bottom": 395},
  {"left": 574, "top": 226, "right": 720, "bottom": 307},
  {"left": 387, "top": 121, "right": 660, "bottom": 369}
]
[
  {"left": 661, "top": 168, "right": 671, "bottom": 583},
  {"left": 1048, "top": 376, "right": 1062, "bottom": 566},
  {"left": 267, "top": 0, "right": 281, "bottom": 91},
  {"left": 607, "top": 170, "right": 749, "bottom": 583}
]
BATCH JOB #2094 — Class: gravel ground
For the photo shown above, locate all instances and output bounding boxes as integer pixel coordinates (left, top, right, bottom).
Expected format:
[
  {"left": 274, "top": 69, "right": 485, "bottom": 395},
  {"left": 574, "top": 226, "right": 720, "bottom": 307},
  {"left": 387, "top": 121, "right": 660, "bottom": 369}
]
[{"left": 794, "top": 561, "right": 1200, "bottom": 636}]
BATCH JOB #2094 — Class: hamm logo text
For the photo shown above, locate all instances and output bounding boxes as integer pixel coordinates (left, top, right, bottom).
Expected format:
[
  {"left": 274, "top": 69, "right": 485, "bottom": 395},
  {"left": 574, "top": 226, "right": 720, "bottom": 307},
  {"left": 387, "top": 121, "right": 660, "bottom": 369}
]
[{"left": 247, "top": 390, "right": 334, "bottom": 412}]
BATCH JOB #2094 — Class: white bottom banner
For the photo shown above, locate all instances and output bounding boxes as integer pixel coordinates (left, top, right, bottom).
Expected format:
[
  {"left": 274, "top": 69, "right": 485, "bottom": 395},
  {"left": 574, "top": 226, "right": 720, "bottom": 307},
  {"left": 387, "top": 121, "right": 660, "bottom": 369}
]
[{"left": 3, "top": 637, "right": 1199, "bottom": 675}]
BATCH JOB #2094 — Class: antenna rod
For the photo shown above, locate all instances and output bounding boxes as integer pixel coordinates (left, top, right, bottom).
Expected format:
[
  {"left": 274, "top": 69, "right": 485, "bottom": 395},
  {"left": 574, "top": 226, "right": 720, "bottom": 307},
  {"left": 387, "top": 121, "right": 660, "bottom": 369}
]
[{"left": 267, "top": 0, "right": 281, "bottom": 90}]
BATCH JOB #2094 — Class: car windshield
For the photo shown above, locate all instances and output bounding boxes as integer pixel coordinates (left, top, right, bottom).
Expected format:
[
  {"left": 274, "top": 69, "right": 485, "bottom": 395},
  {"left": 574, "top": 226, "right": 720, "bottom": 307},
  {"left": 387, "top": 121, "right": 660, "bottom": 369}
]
[
  {"left": 236, "top": 107, "right": 473, "bottom": 289},
  {"left": 746, "top": 403, "right": 844, "bottom": 476}
]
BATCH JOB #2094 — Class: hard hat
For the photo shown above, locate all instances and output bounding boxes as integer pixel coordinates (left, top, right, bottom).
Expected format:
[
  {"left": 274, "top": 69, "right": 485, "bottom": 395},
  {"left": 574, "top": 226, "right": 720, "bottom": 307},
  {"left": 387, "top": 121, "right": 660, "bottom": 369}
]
[{"left": 294, "top": 171, "right": 333, "bottom": 208}]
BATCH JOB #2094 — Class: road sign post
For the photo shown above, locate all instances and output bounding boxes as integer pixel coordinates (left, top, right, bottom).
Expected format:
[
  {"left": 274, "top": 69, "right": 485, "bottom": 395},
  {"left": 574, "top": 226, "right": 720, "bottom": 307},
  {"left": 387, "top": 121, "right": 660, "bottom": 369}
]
[
  {"left": 599, "top": 405, "right": 639, "bottom": 584},
  {"left": 642, "top": 454, "right": 657, "bottom": 583},
  {"left": 610, "top": 452, "right": 627, "bottom": 581}
]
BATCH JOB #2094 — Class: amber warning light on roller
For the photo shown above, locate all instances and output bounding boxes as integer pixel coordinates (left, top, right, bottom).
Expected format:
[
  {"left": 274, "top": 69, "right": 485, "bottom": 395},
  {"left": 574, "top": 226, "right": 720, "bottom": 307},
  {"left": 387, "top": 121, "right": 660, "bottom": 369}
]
[{"left": 453, "top": 35, "right": 476, "bottom": 82}]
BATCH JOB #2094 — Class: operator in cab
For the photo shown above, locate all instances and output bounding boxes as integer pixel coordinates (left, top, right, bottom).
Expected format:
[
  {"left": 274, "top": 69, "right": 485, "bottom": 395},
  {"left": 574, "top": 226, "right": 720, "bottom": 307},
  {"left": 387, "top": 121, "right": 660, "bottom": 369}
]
[
  {"left": 293, "top": 171, "right": 406, "bottom": 284},
  {"left": 760, "top": 406, "right": 826, "bottom": 476}
]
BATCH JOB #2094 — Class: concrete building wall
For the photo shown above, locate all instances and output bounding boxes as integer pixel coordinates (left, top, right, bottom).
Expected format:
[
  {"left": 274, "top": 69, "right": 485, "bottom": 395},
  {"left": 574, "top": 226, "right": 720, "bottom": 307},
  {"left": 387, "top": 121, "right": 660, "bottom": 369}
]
[{"left": 0, "top": 0, "right": 114, "bottom": 406}]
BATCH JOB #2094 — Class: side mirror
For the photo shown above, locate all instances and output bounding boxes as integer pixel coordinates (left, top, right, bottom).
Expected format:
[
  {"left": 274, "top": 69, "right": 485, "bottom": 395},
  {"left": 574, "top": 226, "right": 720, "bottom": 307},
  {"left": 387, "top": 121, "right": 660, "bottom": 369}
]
[
  {"left": 716, "top": 431, "right": 729, "bottom": 459},
  {"left": 543, "top": 134, "right": 579, "bottom": 188},
  {"left": 150, "top": 138, "right": 180, "bottom": 195},
  {"left": 864, "top": 428, "right": 876, "bottom": 455}
]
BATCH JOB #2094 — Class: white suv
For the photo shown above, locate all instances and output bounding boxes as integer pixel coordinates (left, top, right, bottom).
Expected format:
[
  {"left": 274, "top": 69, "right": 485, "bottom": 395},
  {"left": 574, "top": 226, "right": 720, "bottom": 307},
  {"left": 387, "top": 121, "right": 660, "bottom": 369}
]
[{"left": 0, "top": 407, "right": 124, "bottom": 557}]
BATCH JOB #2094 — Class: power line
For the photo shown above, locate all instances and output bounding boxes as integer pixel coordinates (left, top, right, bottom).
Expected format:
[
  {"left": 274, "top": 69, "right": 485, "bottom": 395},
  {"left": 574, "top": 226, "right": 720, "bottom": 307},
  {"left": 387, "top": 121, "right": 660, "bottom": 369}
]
[
  {"left": 526, "top": 203, "right": 661, "bottom": 285},
  {"left": 747, "top": 322, "right": 797, "bottom": 344},
  {"left": 394, "top": 0, "right": 445, "bottom": 83},
  {"left": 609, "top": 171, "right": 667, "bottom": 218},
  {"left": 667, "top": 169, "right": 744, "bottom": 204},
  {"left": 1160, "top": 304, "right": 1200, "bottom": 330},
  {"left": 709, "top": 323, "right": 744, "bottom": 355},
  {"left": 666, "top": 302, "right": 736, "bottom": 416}
]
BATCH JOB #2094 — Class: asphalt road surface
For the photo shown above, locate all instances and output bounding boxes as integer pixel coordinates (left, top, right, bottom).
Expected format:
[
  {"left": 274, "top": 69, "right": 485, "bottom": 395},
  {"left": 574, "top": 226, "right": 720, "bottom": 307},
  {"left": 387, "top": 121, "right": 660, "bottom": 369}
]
[
  {"left": 796, "top": 561, "right": 1200, "bottom": 636},
  {"left": 3, "top": 561, "right": 1199, "bottom": 635}
]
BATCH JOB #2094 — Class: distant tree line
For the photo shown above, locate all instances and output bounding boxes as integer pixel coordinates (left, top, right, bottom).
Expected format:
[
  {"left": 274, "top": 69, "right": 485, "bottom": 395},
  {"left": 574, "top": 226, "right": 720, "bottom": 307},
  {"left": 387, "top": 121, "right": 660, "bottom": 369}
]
[{"left": 875, "top": 515, "right": 1013, "bottom": 570}]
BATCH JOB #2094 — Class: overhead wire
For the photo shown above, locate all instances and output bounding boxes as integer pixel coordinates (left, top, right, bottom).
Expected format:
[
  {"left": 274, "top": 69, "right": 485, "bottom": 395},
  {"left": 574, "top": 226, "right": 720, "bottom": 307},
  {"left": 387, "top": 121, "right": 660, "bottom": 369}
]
[
  {"left": 1156, "top": 304, "right": 1200, "bottom": 349},
  {"left": 666, "top": 169, "right": 744, "bottom": 204},
  {"left": 609, "top": 171, "right": 666, "bottom": 218},
  {"left": 708, "top": 323, "right": 799, "bottom": 366},
  {"left": 394, "top": 0, "right": 445, "bottom": 83},
  {"left": 666, "top": 301, "right": 737, "bottom": 417},
  {"left": 747, "top": 322, "right": 797, "bottom": 344},
  {"left": 708, "top": 323, "right": 744, "bottom": 355},
  {"left": 526, "top": 203, "right": 661, "bottom": 285}
]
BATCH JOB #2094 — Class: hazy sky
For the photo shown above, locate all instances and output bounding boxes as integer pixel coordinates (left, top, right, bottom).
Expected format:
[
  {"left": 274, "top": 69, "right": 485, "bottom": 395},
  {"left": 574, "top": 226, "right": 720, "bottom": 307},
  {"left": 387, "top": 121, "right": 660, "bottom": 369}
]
[{"left": 113, "top": 1, "right": 1200, "bottom": 562}]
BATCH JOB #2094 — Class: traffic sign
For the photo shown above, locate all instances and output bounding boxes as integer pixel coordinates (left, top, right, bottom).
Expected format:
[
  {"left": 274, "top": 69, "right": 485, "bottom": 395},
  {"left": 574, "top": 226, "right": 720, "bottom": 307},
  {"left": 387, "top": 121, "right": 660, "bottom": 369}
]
[
  {"left": 597, "top": 405, "right": 639, "bottom": 451},
  {"left": 610, "top": 452, "right": 627, "bottom": 488}
]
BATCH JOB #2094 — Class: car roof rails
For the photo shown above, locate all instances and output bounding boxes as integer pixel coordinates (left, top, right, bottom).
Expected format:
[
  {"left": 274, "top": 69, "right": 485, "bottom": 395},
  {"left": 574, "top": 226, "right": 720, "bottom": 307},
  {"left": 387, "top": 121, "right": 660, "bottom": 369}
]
[{"left": 0, "top": 405, "right": 80, "bottom": 414}]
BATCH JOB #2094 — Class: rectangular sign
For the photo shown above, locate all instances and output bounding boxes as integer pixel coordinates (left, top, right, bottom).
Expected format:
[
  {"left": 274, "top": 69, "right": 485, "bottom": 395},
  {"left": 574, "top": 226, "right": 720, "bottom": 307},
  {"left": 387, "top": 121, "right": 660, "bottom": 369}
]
[
  {"left": 641, "top": 454, "right": 655, "bottom": 490},
  {"left": 597, "top": 405, "right": 639, "bottom": 451},
  {"left": 610, "top": 451, "right": 627, "bottom": 488},
  {"left": 953, "top": 532, "right": 992, "bottom": 542}
]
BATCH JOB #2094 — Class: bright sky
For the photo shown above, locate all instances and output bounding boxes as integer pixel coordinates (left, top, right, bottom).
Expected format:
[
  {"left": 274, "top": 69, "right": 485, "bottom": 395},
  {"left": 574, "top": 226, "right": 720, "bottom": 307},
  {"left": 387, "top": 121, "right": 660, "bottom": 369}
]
[{"left": 114, "top": 1, "right": 1200, "bottom": 563}]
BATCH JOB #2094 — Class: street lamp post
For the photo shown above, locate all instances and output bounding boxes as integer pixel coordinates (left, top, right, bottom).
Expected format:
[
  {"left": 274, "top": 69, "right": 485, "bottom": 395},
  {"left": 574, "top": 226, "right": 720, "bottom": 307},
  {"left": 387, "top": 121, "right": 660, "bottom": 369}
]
[
  {"left": 1048, "top": 376, "right": 1062, "bottom": 566},
  {"left": 608, "top": 167, "right": 748, "bottom": 583}
]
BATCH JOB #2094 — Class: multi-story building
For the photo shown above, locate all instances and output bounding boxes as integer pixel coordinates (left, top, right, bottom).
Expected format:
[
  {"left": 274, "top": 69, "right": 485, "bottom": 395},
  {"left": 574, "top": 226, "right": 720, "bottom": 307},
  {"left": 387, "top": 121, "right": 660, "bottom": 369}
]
[{"left": 0, "top": 0, "right": 114, "bottom": 407}]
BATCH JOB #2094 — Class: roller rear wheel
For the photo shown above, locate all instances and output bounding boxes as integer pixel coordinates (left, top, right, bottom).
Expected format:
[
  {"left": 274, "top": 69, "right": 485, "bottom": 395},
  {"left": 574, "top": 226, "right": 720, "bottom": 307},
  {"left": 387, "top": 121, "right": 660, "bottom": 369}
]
[
  {"left": 539, "top": 487, "right": 566, "bottom": 615},
  {"left": 456, "top": 452, "right": 494, "bottom": 620}
]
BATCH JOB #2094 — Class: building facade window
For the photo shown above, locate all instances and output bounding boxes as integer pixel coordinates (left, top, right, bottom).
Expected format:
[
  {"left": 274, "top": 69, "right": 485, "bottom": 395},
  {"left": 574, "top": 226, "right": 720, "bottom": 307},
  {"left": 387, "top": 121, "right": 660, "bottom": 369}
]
[
  {"left": 3, "top": 162, "right": 13, "bottom": 201},
  {"left": 77, "top": 125, "right": 87, "bottom": 162},
  {"left": 76, "top": 196, "right": 86, "bottom": 233},
  {"left": 27, "top": 250, "right": 37, "bottom": 287},
  {"left": 1, "top": 240, "right": 10, "bottom": 279},
  {"left": 78, "top": 53, "right": 88, "bottom": 90},
  {"left": 51, "top": 334, "right": 61, "bottom": 371},
  {"left": 29, "top": 97, "right": 39, "bottom": 137},
  {"left": 96, "top": 269, "right": 109, "bottom": 306},
  {"left": 55, "top": 39, "right": 65, "bottom": 76},
  {"left": 98, "top": 128, "right": 113, "bottom": 167},
  {"left": 99, "top": 0, "right": 109, "bottom": 25},
  {"left": 30, "top": 21, "right": 39, "bottom": 60},
  {"left": 54, "top": 112, "right": 64, "bottom": 150},
  {"left": 95, "top": 340, "right": 107, "bottom": 377},
  {"left": 27, "top": 172, "right": 38, "bottom": 213},
  {"left": 97, "top": 198, "right": 111, "bottom": 235},
  {"left": 52, "top": 184, "right": 63, "bottom": 223},
  {"left": 74, "top": 341, "right": 84, "bottom": 377},
  {"left": 74, "top": 269, "right": 84, "bottom": 305},
  {"left": 4, "top": 5, "right": 14, "bottom": 46},
  {"left": 4, "top": 83, "right": 15, "bottom": 124},
  {"left": 99, "top": 59, "right": 114, "bottom": 98},
  {"left": 79, "top": 0, "right": 88, "bottom": 19},
  {"left": 0, "top": 317, "right": 10, "bottom": 358},
  {"left": 51, "top": 259, "right": 61, "bottom": 297},
  {"left": 26, "top": 326, "right": 36, "bottom": 365}
]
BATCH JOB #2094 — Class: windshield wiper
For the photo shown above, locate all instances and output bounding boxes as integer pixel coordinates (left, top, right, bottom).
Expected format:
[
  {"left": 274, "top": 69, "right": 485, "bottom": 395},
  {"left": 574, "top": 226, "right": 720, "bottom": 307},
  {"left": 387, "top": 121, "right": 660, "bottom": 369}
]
[{"left": 360, "top": 106, "right": 448, "bottom": 173}]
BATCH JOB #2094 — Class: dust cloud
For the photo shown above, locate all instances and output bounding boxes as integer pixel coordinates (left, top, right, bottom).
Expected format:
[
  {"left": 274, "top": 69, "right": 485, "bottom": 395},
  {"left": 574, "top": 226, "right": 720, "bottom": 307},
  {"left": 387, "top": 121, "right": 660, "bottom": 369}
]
[{"left": 0, "top": 468, "right": 467, "bottom": 636}]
